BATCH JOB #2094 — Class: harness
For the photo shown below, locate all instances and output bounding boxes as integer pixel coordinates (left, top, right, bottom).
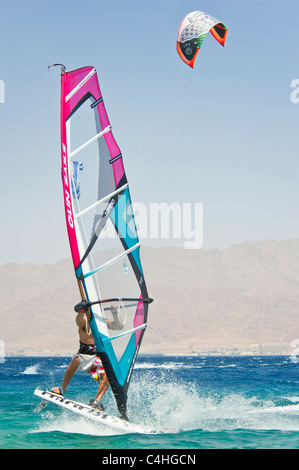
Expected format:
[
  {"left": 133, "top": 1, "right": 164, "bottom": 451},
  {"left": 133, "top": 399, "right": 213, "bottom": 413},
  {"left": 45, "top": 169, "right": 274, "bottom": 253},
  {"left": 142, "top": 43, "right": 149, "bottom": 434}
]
[{"left": 78, "top": 342, "right": 99, "bottom": 356}]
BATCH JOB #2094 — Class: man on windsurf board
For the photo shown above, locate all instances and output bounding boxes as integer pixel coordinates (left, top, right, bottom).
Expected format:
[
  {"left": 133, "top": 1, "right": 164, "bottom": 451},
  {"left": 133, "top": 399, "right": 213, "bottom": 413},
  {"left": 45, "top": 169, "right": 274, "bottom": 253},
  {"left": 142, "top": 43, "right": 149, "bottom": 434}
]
[{"left": 52, "top": 305, "right": 123, "bottom": 411}]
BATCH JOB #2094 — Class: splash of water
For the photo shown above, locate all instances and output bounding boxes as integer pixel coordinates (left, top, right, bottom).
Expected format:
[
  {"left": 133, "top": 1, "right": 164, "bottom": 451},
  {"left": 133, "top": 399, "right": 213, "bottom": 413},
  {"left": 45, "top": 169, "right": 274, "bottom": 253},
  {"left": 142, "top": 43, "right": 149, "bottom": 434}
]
[
  {"left": 23, "top": 364, "right": 40, "bottom": 375},
  {"left": 129, "top": 375, "right": 299, "bottom": 433},
  {"left": 34, "top": 366, "right": 299, "bottom": 436}
]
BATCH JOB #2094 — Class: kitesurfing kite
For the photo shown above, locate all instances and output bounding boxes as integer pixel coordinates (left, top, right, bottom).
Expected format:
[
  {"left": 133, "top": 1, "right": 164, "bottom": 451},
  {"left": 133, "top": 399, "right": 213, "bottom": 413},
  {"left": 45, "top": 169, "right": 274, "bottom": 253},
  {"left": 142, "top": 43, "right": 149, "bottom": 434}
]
[{"left": 177, "top": 10, "right": 228, "bottom": 68}]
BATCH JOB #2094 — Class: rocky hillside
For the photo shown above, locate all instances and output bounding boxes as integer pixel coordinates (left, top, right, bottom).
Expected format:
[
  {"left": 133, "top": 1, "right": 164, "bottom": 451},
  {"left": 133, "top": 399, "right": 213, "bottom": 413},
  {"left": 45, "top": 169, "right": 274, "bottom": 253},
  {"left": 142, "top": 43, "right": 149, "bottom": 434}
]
[{"left": 1, "top": 239, "right": 298, "bottom": 355}]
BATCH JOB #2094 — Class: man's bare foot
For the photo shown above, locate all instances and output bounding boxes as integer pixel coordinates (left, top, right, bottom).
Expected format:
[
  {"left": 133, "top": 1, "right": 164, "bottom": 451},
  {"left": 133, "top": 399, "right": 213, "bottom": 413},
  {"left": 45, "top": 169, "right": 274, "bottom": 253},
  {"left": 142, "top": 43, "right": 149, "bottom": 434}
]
[{"left": 51, "top": 387, "right": 64, "bottom": 395}]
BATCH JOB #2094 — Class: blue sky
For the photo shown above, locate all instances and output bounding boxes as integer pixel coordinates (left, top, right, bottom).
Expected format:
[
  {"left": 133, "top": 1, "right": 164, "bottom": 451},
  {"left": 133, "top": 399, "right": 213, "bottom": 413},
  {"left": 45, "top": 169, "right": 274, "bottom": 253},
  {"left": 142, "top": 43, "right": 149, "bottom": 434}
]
[{"left": 1, "top": 0, "right": 298, "bottom": 263}]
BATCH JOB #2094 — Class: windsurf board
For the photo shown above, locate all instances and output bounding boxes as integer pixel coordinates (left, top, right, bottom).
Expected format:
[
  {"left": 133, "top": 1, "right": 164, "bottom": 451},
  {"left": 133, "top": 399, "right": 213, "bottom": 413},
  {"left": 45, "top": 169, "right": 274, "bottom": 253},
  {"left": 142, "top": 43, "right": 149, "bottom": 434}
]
[{"left": 34, "top": 389, "right": 155, "bottom": 434}]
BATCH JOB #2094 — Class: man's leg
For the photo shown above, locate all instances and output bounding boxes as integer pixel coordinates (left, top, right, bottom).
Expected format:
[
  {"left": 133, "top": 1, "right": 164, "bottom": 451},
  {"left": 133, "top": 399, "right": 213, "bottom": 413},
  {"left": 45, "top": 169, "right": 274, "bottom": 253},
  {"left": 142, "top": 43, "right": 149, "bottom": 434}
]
[
  {"left": 52, "top": 356, "right": 80, "bottom": 395},
  {"left": 94, "top": 373, "right": 109, "bottom": 402},
  {"left": 89, "top": 373, "right": 109, "bottom": 410}
]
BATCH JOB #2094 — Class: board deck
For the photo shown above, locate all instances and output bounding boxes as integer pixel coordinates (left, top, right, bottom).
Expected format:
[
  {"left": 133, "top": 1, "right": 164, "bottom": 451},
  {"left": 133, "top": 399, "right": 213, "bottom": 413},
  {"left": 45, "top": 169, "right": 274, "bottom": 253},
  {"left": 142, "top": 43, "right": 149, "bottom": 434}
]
[{"left": 34, "top": 389, "right": 155, "bottom": 434}]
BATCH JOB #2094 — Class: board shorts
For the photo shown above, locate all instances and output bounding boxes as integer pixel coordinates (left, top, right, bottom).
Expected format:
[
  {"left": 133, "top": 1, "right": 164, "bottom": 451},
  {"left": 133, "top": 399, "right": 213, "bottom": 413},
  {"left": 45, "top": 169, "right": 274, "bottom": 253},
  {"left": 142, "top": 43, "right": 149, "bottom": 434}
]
[{"left": 74, "top": 343, "right": 105, "bottom": 380}]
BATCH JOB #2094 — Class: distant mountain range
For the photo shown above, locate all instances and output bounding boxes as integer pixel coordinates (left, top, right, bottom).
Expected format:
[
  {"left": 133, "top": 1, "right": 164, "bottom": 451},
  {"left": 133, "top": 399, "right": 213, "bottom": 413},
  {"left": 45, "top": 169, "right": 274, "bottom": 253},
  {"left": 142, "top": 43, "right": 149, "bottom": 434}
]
[{"left": 1, "top": 239, "right": 298, "bottom": 356}]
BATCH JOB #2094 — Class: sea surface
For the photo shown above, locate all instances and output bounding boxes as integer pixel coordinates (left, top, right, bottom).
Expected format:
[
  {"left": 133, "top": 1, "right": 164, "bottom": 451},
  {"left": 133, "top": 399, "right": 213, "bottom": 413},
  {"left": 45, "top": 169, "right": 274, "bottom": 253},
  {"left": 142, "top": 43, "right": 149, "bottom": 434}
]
[{"left": 1, "top": 355, "right": 299, "bottom": 450}]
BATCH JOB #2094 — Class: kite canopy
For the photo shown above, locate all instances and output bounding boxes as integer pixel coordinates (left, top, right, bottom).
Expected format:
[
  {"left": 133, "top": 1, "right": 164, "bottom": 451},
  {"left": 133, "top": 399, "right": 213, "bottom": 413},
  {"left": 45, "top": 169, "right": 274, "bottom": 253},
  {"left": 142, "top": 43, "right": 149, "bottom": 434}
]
[{"left": 177, "top": 10, "right": 228, "bottom": 68}]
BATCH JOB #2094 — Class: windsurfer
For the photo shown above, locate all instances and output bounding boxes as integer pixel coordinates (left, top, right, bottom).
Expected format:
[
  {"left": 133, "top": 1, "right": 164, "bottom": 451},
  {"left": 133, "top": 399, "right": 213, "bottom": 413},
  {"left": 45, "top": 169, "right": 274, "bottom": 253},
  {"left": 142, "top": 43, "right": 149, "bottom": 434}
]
[{"left": 51, "top": 305, "right": 123, "bottom": 410}]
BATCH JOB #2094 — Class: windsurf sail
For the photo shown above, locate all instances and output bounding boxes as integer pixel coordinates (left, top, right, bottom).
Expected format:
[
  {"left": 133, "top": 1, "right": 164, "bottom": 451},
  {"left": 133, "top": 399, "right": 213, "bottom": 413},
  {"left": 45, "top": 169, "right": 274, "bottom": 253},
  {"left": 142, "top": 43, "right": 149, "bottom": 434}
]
[{"left": 58, "top": 65, "right": 153, "bottom": 417}]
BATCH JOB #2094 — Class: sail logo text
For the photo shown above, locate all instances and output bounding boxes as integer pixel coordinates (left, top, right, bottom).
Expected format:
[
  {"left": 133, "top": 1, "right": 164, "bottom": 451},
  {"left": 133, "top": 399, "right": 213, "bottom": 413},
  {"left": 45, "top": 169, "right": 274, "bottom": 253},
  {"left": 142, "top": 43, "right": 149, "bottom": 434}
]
[
  {"left": 104, "top": 199, "right": 115, "bottom": 216},
  {"left": 65, "top": 189, "right": 74, "bottom": 228},
  {"left": 62, "top": 143, "right": 74, "bottom": 229}
]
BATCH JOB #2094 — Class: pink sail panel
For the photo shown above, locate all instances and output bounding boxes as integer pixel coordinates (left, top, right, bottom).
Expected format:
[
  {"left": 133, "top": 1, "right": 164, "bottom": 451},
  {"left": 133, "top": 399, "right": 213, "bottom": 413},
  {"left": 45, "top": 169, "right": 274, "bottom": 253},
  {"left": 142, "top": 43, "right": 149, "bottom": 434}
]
[
  {"left": 62, "top": 66, "right": 125, "bottom": 182},
  {"left": 60, "top": 66, "right": 125, "bottom": 268},
  {"left": 133, "top": 297, "right": 145, "bottom": 346}
]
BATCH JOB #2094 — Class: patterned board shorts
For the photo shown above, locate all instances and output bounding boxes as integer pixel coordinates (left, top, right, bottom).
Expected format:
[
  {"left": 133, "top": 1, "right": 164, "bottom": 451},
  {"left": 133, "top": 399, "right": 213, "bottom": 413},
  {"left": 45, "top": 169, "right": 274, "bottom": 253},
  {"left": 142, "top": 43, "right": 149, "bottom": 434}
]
[{"left": 75, "top": 354, "right": 105, "bottom": 377}]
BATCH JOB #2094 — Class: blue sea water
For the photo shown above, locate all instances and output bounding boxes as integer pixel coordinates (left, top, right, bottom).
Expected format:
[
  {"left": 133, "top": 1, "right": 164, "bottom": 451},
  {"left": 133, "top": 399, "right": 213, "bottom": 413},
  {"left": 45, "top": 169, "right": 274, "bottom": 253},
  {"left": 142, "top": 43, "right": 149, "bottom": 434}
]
[{"left": 1, "top": 355, "right": 299, "bottom": 450}]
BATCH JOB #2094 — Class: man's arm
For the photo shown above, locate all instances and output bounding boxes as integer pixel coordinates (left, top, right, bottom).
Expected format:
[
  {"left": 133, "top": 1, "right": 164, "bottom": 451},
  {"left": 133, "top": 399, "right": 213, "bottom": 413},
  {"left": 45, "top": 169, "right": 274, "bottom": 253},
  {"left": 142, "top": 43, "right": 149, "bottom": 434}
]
[
  {"left": 106, "top": 304, "right": 124, "bottom": 330},
  {"left": 76, "top": 311, "right": 85, "bottom": 327}
]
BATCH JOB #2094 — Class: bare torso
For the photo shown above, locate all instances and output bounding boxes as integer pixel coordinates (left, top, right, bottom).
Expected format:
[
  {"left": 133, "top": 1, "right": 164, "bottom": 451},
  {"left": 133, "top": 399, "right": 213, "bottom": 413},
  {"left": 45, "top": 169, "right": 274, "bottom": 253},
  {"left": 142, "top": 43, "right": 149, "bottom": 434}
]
[
  {"left": 76, "top": 312, "right": 94, "bottom": 345},
  {"left": 76, "top": 307, "right": 123, "bottom": 347}
]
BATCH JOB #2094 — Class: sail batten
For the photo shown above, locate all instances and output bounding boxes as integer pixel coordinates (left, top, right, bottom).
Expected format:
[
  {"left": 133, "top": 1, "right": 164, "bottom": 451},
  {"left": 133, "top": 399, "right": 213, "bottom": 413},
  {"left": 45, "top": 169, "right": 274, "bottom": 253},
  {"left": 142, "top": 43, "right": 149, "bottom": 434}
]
[
  {"left": 83, "top": 242, "right": 141, "bottom": 278},
  {"left": 60, "top": 65, "right": 152, "bottom": 417},
  {"left": 65, "top": 67, "right": 96, "bottom": 101},
  {"left": 69, "top": 125, "right": 111, "bottom": 159},
  {"left": 102, "top": 323, "right": 147, "bottom": 344},
  {"left": 74, "top": 183, "right": 129, "bottom": 218}
]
